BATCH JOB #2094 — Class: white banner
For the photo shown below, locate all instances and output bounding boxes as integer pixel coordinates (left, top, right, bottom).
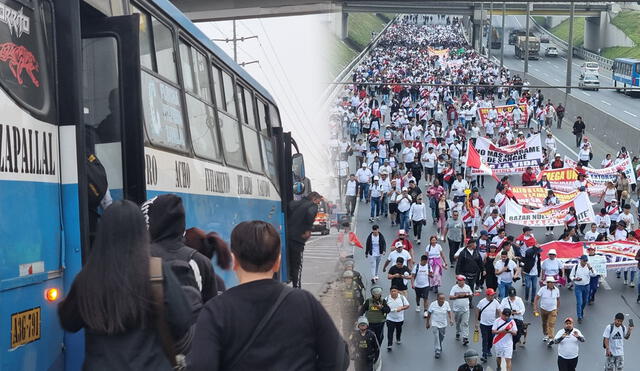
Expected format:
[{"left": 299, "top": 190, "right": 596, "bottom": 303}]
[
  {"left": 505, "top": 192, "right": 596, "bottom": 227},
  {"left": 564, "top": 157, "right": 636, "bottom": 185},
  {"left": 471, "top": 134, "right": 543, "bottom": 175}
]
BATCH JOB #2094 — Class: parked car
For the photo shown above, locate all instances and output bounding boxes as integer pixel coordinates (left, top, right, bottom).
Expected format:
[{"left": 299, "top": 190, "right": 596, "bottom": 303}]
[
  {"left": 545, "top": 46, "right": 558, "bottom": 57},
  {"left": 579, "top": 74, "right": 600, "bottom": 91}
]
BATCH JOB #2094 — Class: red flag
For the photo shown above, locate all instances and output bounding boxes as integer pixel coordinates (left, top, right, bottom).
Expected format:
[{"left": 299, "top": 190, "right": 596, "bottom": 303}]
[{"left": 466, "top": 142, "right": 499, "bottom": 181}]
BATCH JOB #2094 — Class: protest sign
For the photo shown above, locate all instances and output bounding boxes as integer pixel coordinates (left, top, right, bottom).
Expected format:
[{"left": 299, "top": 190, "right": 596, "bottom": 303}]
[
  {"left": 505, "top": 192, "right": 595, "bottom": 227},
  {"left": 564, "top": 157, "right": 636, "bottom": 185},
  {"left": 471, "top": 134, "right": 542, "bottom": 176},
  {"left": 539, "top": 167, "right": 606, "bottom": 197},
  {"left": 540, "top": 240, "right": 640, "bottom": 270},
  {"left": 588, "top": 255, "right": 608, "bottom": 277},
  {"left": 477, "top": 104, "right": 529, "bottom": 127},
  {"left": 509, "top": 186, "right": 579, "bottom": 209}
]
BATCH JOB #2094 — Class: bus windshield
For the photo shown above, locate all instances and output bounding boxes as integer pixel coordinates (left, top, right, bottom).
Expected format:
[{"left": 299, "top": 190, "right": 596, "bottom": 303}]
[{"left": 0, "top": 0, "right": 55, "bottom": 121}]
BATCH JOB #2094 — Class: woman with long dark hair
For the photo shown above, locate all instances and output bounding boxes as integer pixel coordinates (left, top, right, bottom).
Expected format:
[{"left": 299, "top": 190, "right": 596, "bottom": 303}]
[
  {"left": 184, "top": 227, "right": 232, "bottom": 293},
  {"left": 58, "top": 200, "right": 191, "bottom": 370}
]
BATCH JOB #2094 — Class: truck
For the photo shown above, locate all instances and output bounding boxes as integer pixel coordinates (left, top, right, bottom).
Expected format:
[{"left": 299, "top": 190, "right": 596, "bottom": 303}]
[
  {"left": 515, "top": 36, "right": 540, "bottom": 60},
  {"left": 508, "top": 29, "right": 527, "bottom": 45},
  {"left": 490, "top": 27, "right": 502, "bottom": 49}
]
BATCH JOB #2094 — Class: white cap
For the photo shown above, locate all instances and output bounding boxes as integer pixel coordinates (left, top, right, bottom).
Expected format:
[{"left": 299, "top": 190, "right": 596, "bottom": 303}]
[
  {"left": 545, "top": 276, "right": 556, "bottom": 283},
  {"left": 548, "top": 249, "right": 557, "bottom": 255},
  {"left": 394, "top": 241, "right": 404, "bottom": 248},
  {"left": 373, "top": 176, "right": 379, "bottom": 181},
  {"left": 398, "top": 229, "right": 407, "bottom": 235},
  {"left": 361, "top": 163, "right": 367, "bottom": 167},
  {"left": 402, "top": 187, "right": 408, "bottom": 191}
]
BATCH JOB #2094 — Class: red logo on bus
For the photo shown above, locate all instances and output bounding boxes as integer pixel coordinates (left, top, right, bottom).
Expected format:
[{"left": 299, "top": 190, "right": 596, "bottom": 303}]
[{"left": 0, "top": 42, "right": 39, "bottom": 87}]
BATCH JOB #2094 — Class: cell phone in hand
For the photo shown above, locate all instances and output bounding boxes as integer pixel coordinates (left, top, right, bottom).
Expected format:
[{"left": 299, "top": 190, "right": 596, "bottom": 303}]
[{"left": 629, "top": 319, "right": 634, "bottom": 328}]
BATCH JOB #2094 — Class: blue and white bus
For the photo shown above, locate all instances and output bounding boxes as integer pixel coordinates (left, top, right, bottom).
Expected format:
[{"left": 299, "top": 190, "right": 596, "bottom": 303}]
[
  {"left": 612, "top": 57, "right": 640, "bottom": 94},
  {"left": 0, "top": 0, "right": 305, "bottom": 369}
]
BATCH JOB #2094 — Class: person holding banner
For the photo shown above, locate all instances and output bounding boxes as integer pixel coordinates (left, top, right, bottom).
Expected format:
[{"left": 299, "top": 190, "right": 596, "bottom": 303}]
[
  {"left": 491, "top": 308, "right": 518, "bottom": 371},
  {"left": 544, "top": 190, "right": 560, "bottom": 236},
  {"left": 586, "top": 246, "right": 601, "bottom": 305}
]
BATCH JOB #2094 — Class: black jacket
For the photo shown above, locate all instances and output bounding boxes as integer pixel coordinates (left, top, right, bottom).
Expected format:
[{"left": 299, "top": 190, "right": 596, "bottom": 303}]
[
  {"left": 457, "top": 365, "right": 484, "bottom": 371},
  {"left": 455, "top": 248, "right": 484, "bottom": 277},
  {"left": 365, "top": 233, "right": 387, "bottom": 257},
  {"left": 58, "top": 263, "right": 192, "bottom": 371},
  {"left": 572, "top": 120, "right": 585, "bottom": 135},
  {"left": 521, "top": 247, "right": 542, "bottom": 276},
  {"left": 288, "top": 197, "right": 319, "bottom": 243},
  {"left": 350, "top": 329, "right": 380, "bottom": 362},
  {"left": 188, "top": 279, "right": 349, "bottom": 371}
]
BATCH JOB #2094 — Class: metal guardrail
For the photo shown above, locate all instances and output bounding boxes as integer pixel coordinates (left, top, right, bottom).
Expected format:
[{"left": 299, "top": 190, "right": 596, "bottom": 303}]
[
  {"left": 529, "top": 16, "right": 614, "bottom": 71},
  {"left": 320, "top": 15, "right": 398, "bottom": 105}
]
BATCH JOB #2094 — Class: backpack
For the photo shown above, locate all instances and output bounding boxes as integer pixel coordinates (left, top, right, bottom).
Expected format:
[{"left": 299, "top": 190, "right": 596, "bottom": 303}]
[
  {"left": 86, "top": 153, "right": 108, "bottom": 209},
  {"left": 603, "top": 323, "right": 626, "bottom": 349}
]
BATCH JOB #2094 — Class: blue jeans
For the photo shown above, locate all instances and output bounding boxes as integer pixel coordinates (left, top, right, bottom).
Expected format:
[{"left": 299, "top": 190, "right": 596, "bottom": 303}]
[
  {"left": 370, "top": 197, "right": 381, "bottom": 218},
  {"left": 381, "top": 195, "right": 388, "bottom": 216},
  {"left": 498, "top": 281, "right": 512, "bottom": 300},
  {"left": 399, "top": 211, "right": 410, "bottom": 231},
  {"left": 358, "top": 182, "right": 370, "bottom": 201},
  {"left": 588, "top": 275, "right": 599, "bottom": 302},
  {"left": 623, "top": 269, "right": 636, "bottom": 282},
  {"left": 524, "top": 274, "right": 538, "bottom": 302},
  {"left": 575, "top": 284, "right": 589, "bottom": 319}
]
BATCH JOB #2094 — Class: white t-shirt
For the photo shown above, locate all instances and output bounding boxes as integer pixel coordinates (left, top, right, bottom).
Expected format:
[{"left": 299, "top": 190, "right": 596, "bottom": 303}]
[
  {"left": 413, "top": 263, "right": 430, "bottom": 288},
  {"left": 584, "top": 230, "right": 599, "bottom": 242},
  {"left": 388, "top": 250, "right": 411, "bottom": 267},
  {"left": 386, "top": 294, "right": 410, "bottom": 322},
  {"left": 536, "top": 286, "right": 560, "bottom": 311},
  {"left": 603, "top": 324, "right": 628, "bottom": 357},
  {"left": 492, "top": 318, "right": 517, "bottom": 349},
  {"left": 449, "top": 284, "right": 473, "bottom": 312},
  {"left": 422, "top": 151, "right": 436, "bottom": 168},
  {"left": 428, "top": 301, "right": 451, "bottom": 328},
  {"left": 425, "top": 243, "right": 443, "bottom": 259},
  {"left": 499, "top": 297, "right": 526, "bottom": 321},
  {"left": 371, "top": 234, "right": 381, "bottom": 257},
  {"left": 541, "top": 258, "right": 562, "bottom": 276},
  {"left": 494, "top": 259, "right": 517, "bottom": 283},
  {"left": 476, "top": 298, "right": 500, "bottom": 326},
  {"left": 554, "top": 328, "right": 584, "bottom": 359}
]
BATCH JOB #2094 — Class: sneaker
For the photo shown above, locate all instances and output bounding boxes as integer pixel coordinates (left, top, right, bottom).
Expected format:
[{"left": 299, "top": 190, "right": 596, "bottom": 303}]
[
  {"left": 542, "top": 336, "right": 549, "bottom": 342},
  {"left": 435, "top": 351, "right": 441, "bottom": 359},
  {"left": 578, "top": 318, "right": 583, "bottom": 324},
  {"left": 636, "top": 295, "right": 640, "bottom": 303},
  {"left": 617, "top": 272, "right": 621, "bottom": 279},
  {"left": 462, "top": 338, "right": 469, "bottom": 345},
  {"left": 371, "top": 279, "right": 375, "bottom": 284},
  {"left": 624, "top": 279, "right": 628, "bottom": 285},
  {"left": 368, "top": 218, "right": 373, "bottom": 222},
  {"left": 480, "top": 356, "right": 487, "bottom": 363},
  {"left": 417, "top": 239, "right": 421, "bottom": 245},
  {"left": 456, "top": 333, "right": 460, "bottom": 341},
  {"left": 396, "top": 339, "right": 402, "bottom": 344},
  {"left": 630, "top": 282, "right": 636, "bottom": 288},
  {"left": 374, "top": 276, "right": 379, "bottom": 281},
  {"left": 487, "top": 352, "right": 493, "bottom": 357},
  {"left": 424, "top": 310, "right": 429, "bottom": 318},
  {"left": 376, "top": 216, "right": 380, "bottom": 220},
  {"left": 416, "top": 307, "right": 421, "bottom": 312},
  {"left": 387, "top": 346, "right": 392, "bottom": 351}
]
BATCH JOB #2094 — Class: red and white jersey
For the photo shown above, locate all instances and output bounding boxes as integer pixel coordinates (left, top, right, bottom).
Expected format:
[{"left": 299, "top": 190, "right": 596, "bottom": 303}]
[{"left": 495, "top": 192, "right": 508, "bottom": 214}]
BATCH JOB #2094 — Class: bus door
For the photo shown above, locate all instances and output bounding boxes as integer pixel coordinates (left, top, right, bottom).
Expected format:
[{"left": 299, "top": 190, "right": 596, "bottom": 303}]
[{"left": 81, "top": 13, "right": 145, "bottom": 212}]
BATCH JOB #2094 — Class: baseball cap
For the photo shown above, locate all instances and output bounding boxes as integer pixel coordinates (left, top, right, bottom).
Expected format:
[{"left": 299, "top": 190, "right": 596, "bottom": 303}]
[
  {"left": 587, "top": 246, "right": 596, "bottom": 251},
  {"left": 580, "top": 255, "right": 588, "bottom": 261},
  {"left": 398, "top": 229, "right": 407, "bottom": 235},
  {"left": 357, "top": 316, "right": 369, "bottom": 326},
  {"left": 373, "top": 176, "right": 379, "bottom": 181},
  {"left": 523, "top": 226, "right": 532, "bottom": 232},
  {"left": 394, "top": 241, "right": 404, "bottom": 248},
  {"left": 480, "top": 230, "right": 488, "bottom": 236},
  {"left": 548, "top": 249, "right": 557, "bottom": 255},
  {"left": 545, "top": 276, "right": 556, "bottom": 283},
  {"left": 564, "top": 317, "right": 574, "bottom": 323},
  {"left": 485, "top": 288, "right": 496, "bottom": 296},
  {"left": 456, "top": 275, "right": 466, "bottom": 281},
  {"left": 361, "top": 163, "right": 367, "bottom": 167}
]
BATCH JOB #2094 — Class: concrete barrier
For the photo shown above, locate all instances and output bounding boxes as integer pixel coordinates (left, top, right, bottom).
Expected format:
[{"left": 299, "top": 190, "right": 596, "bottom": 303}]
[{"left": 516, "top": 70, "right": 640, "bottom": 151}]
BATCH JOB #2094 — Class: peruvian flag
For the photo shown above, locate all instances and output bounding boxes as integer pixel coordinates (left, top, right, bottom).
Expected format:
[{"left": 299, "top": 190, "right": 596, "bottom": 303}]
[{"left": 466, "top": 141, "right": 497, "bottom": 180}]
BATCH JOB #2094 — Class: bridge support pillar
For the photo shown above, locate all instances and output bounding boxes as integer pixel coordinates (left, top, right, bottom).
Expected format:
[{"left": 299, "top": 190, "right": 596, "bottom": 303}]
[
  {"left": 471, "top": 8, "right": 482, "bottom": 52},
  {"left": 583, "top": 13, "right": 605, "bottom": 53},
  {"left": 341, "top": 12, "right": 349, "bottom": 40}
]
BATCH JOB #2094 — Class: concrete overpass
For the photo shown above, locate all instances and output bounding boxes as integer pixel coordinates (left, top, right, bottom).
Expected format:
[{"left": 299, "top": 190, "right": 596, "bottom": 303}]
[{"left": 170, "top": 1, "right": 610, "bottom": 22}]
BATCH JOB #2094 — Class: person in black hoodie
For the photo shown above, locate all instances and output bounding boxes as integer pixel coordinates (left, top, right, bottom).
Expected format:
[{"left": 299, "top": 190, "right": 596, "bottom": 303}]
[
  {"left": 188, "top": 221, "right": 349, "bottom": 371},
  {"left": 521, "top": 245, "right": 542, "bottom": 303},
  {"left": 287, "top": 191, "right": 322, "bottom": 288},
  {"left": 350, "top": 317, "right": 380, "bottom": 371},
  {"left": 455, "top": 239, "right": 485, "bottom": 298},
  {"left": 365, "top": 225, "right": 387, "bottom": 284},
  {"left": 141, "top": 194, "right": 217, "bottom": 322},
  {"left": 58, "top": 200, "right": 192, "bottom": 370}
]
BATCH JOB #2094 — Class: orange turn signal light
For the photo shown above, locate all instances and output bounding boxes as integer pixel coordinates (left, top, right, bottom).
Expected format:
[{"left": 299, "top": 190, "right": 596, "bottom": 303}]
[{"left": 45, "top": 288, "right": 59, "bottom": 302}]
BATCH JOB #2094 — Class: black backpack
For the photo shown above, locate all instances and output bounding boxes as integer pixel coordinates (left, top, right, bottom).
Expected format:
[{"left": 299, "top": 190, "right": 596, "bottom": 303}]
[
  {"left": 603, "top": 323, "right": 626, "bottom": 349},
  {"left": 86, "top": 153, "right": 108, "bottom": 209}
]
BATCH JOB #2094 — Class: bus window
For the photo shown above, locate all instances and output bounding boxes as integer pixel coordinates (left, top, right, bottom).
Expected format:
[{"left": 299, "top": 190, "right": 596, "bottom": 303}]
[
  {"left": 211, "top": 64, "right": 223, "bottom": 109},
  {"left": 221, "top": 70, "right": 236, "bottom": 115},
  {"left": 261, "top": 136, "right": 278, "bottom": 188},
  {"left": 257, "top": 99, "right": 269, "bottom": 136},
  {"left": 141, "top": 71, "right": 187, "bottom": 151},
  {"left": 131, "top": 6, "right": 153, "bottom": 70},
  {"left": 0, "top": 0, "right": 55, "bottom": 122},
  {"left": 179, "top": 41, "right": 194, "bottom": 93},
  {"left": 236, "top": 84, "right": 247, "bottom": 124},
  {"left": 243, "top": 126, "right": 262, "bottom": 173},
  {"left": 269, "top": 103, "right": 281, "bottom": 128},
  {"left": 243, "top": 88, "right": 256, "bottom": 129},
  {"left": 186, "top": 94, "right": 221, "bottom": 161},
  {"left": 151, "top": 17, "right": 177, "bottom": 82},
  {"left": 192, "top": 48, "right": 211, "bottom": 102},
  {"left": 218, "top": 111, "right": 245, "bottom": 167}
]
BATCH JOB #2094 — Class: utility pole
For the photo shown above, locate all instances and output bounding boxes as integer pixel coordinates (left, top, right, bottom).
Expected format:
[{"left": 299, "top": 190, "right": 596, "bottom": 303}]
[
  {"left": 480, "top": 2, "right": 484, "bottom": 55},
  {"left": 211, "top": 20, "right": 259, "bottom": 67},
  {"left": 500, "top": 1, "right": 506, "bottom": 68},
  {"left": 524, "top": 2, "right": 530, "bottom": 79},
  {"left": 566, "top": 2, "right": 575, "bottom": 98},
  {"left": 488, "top": 1, "right": 494, "bottom": 59}
]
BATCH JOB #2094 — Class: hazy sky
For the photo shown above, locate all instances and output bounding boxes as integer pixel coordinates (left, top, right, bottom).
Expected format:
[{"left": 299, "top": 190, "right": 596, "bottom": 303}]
[{"left": 199, "top": 15, "right": 335, "bottom": 196}]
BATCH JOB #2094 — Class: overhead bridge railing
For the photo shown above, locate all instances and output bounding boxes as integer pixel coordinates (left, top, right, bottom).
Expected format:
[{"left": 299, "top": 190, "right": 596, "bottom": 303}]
[{"left": 529, "top": 16, "right": 614, "bottom": 71}]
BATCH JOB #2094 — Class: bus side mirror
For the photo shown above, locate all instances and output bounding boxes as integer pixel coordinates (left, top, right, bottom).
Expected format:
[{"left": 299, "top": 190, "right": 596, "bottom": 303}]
[{"left": 292, "top": 153, "right": 305, "bottom": 181}]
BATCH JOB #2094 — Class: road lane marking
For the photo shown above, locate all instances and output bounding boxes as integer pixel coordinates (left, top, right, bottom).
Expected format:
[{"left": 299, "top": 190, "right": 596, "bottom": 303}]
[
  {"left": 601, "top": 100, "right": 611, "bottom": 106},
  {"left": 601, "top": 279, "right": 611, "bottom": 290},
  {"left": 554, "top": 78, "right": 561, "bottom": 82},
  {"left": 624, "top": 110, "right": 638, "bottom": 117},
  {"left": 534, "top": 68, "right": 540, "bottom": 72},
  {"left": 582, "top": 91, "right": 591, "bottom": 96}
]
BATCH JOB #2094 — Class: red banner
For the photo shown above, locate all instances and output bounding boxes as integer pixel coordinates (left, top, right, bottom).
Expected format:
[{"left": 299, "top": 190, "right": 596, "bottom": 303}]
[
  {"left": 505, "top": 192, "right": 595, "bottom": 227},
  {"left": 477, "top": 103, "right": 529, "bottom": 127},
  {"left": 540, "top": 240, "right": 640, "bottom": 270},
  {"left": 509, "top": 186, "right": 579, "bottom": 209},
  {"left": 539, "top": 167, "right": 605, "bottom": 197}
]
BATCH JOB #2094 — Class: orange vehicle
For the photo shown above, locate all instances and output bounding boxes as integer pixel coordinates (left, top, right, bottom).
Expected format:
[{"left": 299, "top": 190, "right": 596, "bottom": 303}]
[{"left": 312, "top": 201, "right": 331, "bottom": 235}]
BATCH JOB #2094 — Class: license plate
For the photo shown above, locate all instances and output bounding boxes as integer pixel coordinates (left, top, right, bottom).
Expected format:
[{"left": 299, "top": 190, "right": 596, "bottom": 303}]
[{"left": 11, "top": 307, "right": 41, "bottom": 348}]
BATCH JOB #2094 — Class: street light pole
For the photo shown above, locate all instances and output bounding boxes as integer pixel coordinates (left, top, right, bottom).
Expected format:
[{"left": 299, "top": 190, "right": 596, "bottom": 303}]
[
  {"left": 488, "top": 1, "right": 494, "bottom": 59},
  {"left": 500, "top": 1, "right": 506, "bottom": 68},
  {"left": 524, "top": 2, "right": 530, "bottom": 79},
  {"left": 232, "top": 20, "right": 237, "bottom": 62},
  {"left": 566, "top": 2, "right": 575, "bottom": 96}
]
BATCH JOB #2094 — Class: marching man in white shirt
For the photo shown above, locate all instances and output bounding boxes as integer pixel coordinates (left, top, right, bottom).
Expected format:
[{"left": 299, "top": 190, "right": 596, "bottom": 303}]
[
  {"left": 552, "top": 317, "right": 585, "bottom": 371},
  {"left": 569, "top": 255, "right": 593, "bottom": 324}
]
